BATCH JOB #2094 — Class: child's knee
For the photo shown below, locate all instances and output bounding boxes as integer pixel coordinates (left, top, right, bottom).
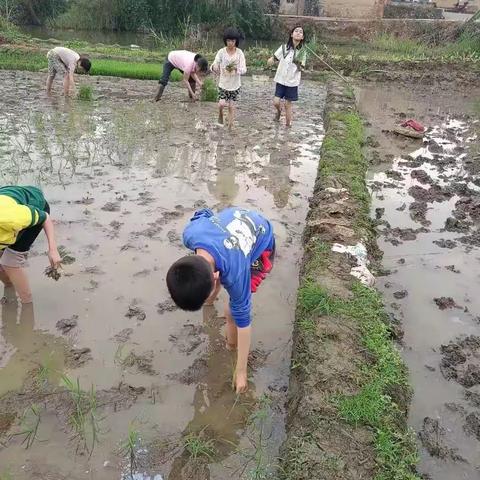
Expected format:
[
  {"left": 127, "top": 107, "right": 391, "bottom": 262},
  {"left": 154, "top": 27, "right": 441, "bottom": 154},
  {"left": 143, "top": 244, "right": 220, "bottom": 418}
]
[{"left": 219, "top": 99, "right": 226, "bottom": 108}]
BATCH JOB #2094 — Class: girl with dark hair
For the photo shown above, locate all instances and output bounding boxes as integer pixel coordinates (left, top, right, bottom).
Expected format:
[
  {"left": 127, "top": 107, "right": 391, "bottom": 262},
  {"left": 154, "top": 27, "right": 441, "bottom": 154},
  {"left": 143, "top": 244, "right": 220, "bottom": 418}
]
[
  {"left": 267, "top": 25, "right": 307, "bottom": 127},
  {"left": 211, "top": 28, "right": 247, "bottom": 130}
]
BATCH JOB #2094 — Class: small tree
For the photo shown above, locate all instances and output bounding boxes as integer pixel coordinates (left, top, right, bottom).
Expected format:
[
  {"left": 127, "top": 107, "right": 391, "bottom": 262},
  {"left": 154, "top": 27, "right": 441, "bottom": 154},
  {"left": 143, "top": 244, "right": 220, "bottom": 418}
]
[{"left": 0, "top": 0, "right": 19, "bottom": 21}]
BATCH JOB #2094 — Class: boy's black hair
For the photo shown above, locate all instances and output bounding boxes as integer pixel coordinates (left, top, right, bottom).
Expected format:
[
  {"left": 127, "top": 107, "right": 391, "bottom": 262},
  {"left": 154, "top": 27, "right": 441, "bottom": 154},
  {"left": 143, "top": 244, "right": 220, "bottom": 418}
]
[
  {"left": 194, "top": 54, "right": 209, "bottom": 73},
  {"left": 166, "top": 255, "right": 214, "bottom": 311},
  {"left": 286, "top": 25, "right": 305, "bottom": 51},
  {"left": 79, "top": 57, "right": 92, "bottom": 73},
  {"left": 223, "top": 27, "right": 243, "bottom": 47}
]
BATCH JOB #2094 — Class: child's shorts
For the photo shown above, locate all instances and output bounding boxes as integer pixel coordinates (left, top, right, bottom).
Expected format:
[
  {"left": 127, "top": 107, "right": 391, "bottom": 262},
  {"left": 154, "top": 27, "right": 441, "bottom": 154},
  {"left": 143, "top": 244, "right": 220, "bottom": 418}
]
[
  {"left": 250, "top": 242, "right": 275, "bottom": 293},
  {"left": 275, "top": 83, "right": 298, "bottom": 102},
  {"left": 47, "top": 50, "right": 67, "bottom": 78},
  {"left": 219, "top": 87, "right": 240, "bottom": 102}
]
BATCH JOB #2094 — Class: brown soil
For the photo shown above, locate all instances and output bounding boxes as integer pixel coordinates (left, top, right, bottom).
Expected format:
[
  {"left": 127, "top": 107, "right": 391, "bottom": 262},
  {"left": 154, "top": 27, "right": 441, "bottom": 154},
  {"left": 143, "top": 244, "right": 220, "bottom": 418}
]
[
  {"left": 441, "top": 336, "right": 480, "bottom": 388},
  {"left": 419, "top": 417, "right": 465, "bottom": 461}
]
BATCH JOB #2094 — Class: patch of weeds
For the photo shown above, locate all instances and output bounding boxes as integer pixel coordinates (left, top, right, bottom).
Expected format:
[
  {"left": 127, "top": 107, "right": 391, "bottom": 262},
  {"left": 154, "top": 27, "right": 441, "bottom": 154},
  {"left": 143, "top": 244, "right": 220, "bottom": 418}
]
[
  {"left": 320, "top": 111, "right": 370, "bottom": 232},
  {"left": 294, "top": 276, "right": 418, "bottom": 477},
  {"left": 10, "top": 404, "right": 41, "bottom": 449},
  {"left": 36, "top": 354, "right": 55, "bottom": 387},
  {"left": 297, "top": 281, "right": 336, "bottom": 317},
  {"left": 0, "top": 49, "right": 46, "bottom": 71},
  {"left": 61, "top": 374, "right": 102, "bottom": 456},
  {"left": 374, "top": 426, "right": 419, "bottom": 480},
  {"left": 120, "top": 423, "right": 140, "bottom": 479},
  {"left": 301, "top": 281, "right": 416, "bottom": 478},
  {"left": 184, "top": 428, "right": 216, "bottom": 460},
  {"left": 77, "top": 85, "right": 93, "bottom": 101},
  {"left": 201, "top": 78, "right": 218, "bottom": 102},
  {"left": 304, "top": 241, "right": 330, "bottom": 276}
]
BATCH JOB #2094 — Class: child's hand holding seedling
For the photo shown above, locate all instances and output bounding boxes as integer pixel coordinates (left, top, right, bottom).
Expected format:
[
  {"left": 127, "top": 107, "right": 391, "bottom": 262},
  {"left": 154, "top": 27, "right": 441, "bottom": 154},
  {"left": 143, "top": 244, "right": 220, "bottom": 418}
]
[{"left": 225, "top": 61, "right": 237, "bottom": 74}]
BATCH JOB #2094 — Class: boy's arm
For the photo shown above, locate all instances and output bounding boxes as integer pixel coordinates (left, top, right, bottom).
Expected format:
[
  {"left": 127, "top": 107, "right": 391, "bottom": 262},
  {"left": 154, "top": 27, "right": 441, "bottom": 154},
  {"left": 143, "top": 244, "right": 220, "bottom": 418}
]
[
  {"left": 228, "top": 272, "right": 253, "bottom": 393},
  {"left": 183, "top": 71, "right": 196, "bottom": 98},
  {"left": 43, "top": 214, "right": 61, "bottom": 268},
  {"left": 191, "top": 72, "right": 202, "bottom": 86},
  {"left": 236, "top": 325, "right": 251, "bottom": 393},
  {"left": 64, "top": 70, "right": 75, "bottom": 96}
]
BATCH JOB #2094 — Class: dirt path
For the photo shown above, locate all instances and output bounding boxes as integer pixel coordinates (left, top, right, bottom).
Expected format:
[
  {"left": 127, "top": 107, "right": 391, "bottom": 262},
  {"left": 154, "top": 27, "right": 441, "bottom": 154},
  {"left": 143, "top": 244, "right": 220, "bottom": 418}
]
[
  {"left": 0, "top": 71, "right": 325, "bottom": 479},
  {"left": 359, "top": 81, "right": 480, "bottom": 480}
]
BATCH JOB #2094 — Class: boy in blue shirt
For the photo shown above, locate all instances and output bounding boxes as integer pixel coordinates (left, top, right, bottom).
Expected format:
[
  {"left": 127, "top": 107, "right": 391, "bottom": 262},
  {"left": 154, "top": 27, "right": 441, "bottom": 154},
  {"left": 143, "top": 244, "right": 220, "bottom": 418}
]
[{"left": 166, "top": 208, "right": 275, "bottom": 394}]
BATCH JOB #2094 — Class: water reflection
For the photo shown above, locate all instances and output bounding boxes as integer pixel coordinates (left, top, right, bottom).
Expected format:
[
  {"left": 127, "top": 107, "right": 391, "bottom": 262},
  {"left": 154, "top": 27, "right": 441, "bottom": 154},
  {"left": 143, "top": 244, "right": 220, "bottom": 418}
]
[{"left": 0, "top": 293, "right": 66, "bottom": 396}]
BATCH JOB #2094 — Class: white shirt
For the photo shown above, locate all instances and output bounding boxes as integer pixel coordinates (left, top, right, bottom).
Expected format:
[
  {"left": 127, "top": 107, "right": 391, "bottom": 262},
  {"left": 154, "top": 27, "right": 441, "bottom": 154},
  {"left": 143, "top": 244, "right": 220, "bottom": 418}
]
[
  {"left": 212, "top": 47, "right": 247, "bottom": 91},
  {"left": 274, "top": 45, "right": 302, "bottom": 88},
  {"left": 52, "top": 47, "right": 80, "bottom": 72}
]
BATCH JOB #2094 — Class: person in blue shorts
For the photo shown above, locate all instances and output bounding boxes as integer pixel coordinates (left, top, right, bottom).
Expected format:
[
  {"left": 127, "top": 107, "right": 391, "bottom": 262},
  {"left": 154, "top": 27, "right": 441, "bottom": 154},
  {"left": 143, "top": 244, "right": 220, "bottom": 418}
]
[
  {"left": 268, "top": 25, "right": 307, "bottom": 127},
  {"left": 166, "top": 208, "right": 275, "bottom": 394}
]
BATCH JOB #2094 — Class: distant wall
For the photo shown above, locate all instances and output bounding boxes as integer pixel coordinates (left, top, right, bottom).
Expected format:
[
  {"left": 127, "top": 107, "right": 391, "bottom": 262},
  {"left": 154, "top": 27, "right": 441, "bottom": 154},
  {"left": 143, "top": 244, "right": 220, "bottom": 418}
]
[
  {"left": 279, "top": 0, "right": 306, "bottom": 15},
  {"left": 272, "top": 15, "right": 461, "bottom": 41},
  {"left": 384, "top": 4, "right": 444, "bottom": 19},
  {"left": 322, "top": 0, "right": 385, "bottom": 18}
]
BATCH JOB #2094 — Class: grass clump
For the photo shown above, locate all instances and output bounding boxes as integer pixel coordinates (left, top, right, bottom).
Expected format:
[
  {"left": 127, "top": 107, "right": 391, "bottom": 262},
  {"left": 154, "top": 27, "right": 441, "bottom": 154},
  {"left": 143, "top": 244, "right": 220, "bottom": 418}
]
[
  {"left": 78, "top": 85, "right": 93, "bottom": 101},
  {"left": 296, "top": 279, "right": 419, "bottom": 479},
  {"left": 0, "top": 49, "right": 46, "bottom": 72},
  {"left": 321, "top": 112, "right": 369, "bottom": 217},
  {"left": 10, "top": 404, "right": 42, "bottom": 449},
  {"left": 201, "top": 78, "right": 218, "bottom": 102},
  {"left": 120, "top": 424, "right": 140, "bottom": 478},
  {"left": 184, "top": 429, "right": 216, "bottom": 459},
  {"left": 61, "top": 374, "right": 102, "bottom": 456}
]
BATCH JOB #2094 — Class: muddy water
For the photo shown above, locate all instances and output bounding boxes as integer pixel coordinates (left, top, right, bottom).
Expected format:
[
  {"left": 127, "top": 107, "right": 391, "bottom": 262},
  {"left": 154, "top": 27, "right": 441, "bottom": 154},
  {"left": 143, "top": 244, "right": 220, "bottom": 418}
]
[
  {"left": 0, "top": 71, "right": 325, "bottom": 479},
  {"left": 359, "top": 83, "right": 480, "bottom": 479}
]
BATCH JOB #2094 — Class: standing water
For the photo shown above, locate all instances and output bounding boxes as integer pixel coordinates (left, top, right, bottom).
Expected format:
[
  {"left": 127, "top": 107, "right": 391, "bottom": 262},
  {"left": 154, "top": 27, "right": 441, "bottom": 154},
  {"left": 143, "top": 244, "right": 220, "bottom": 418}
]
[
  {"left": 0, "top": 71, "right": 325, "bottom": 479},
  {"left": 359, "top": 82, "right": 480, "bottom": 480}
]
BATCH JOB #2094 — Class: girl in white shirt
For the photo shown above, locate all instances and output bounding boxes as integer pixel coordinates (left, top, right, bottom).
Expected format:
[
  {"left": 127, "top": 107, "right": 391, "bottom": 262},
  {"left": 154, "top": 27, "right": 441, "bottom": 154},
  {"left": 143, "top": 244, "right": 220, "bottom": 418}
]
[
  {"left": 211, "top": 28, "right": 247, "bottom": 130},
  {"left": 268, "top": 26, "right": 307, "bottom": 127}
]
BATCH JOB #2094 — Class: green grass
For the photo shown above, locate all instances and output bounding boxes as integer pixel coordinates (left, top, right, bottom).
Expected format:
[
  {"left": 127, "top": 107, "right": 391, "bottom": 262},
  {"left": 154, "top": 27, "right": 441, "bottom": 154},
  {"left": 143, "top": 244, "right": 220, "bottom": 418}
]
[
  {"left": 120, "top": 424, "right": 140, "bottom": 478},
  {"left": 0, "top": 49, "right": 46, "bottom": 71},
  {"left": 297, "top": 279, "right": 418, "bottom": 479},
  {"left": 184, "top": 430, "right": 216, "bottom": 460},
  {"left": 320, "top": 111, "right": 371, "bottom": 232},
  {"left": 61, "top": 374, "right": 101, "bottom": 457},
  {"left": 201, "top": 77, "right": 218, "bottom": 102},
  {"left": 0, "top": 48, "right": 183, "bottom": 82},
  {"left": 10, "top": 405, "right": 42, "bottom": 449},
  {"left": 78, "top": 85, "right": 93, "bottom": 101}
]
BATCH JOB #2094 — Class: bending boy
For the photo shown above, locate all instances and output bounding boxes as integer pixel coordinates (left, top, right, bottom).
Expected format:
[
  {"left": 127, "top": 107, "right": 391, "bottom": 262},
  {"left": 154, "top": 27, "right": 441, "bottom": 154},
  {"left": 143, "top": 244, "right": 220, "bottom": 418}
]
[
  {"left": 155, "top": 50, "right": 209, "bottom": 102},
  {"left": 0, "top": 186, "right": 61, "bottom": 303},
  {"left": 167, "top": 207, "right": 275, "bottom": 394},
  {"left": 46, "top": 46, "right": 91, "bottom": 96}
]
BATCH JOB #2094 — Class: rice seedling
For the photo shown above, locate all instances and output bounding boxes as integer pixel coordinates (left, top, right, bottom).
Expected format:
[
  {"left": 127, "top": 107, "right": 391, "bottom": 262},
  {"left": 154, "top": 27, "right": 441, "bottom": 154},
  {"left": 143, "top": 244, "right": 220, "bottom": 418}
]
[
  {"left": 78, "top": 85, "right": 93, "bottom": 101},
  {"left": 61, "top": 374, "right": 102, "bottom": 456},
  {"left": 201, "top": 78, "right": 218, "bottom": 102},
  {"left": 184, "top": 427, "right": 216, "bottom": 460},
  {"left": 10, "top": 404, "right": 41, "bottom": 449},
  {"left": 120, "top": 424, "right": 141, "bottom": 479},
  {"left": 90, "top": 59, "right": 182, "bottom": 81}
]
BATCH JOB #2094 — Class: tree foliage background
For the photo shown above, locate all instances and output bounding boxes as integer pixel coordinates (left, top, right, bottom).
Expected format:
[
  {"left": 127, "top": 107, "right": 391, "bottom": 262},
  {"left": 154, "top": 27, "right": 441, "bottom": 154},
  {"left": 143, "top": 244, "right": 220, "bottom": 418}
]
[{"left": 0, "top": 0, "right": 274, "bottom": 38}]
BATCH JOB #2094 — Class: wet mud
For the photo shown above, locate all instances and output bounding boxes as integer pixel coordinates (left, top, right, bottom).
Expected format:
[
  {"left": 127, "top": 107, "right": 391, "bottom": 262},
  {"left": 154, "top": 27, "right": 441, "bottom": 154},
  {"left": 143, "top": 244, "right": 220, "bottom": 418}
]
[
  {"left": 0, "top": 70, "right": 325, "bottom": 478},
  {"left": 360, "top": 82, "right": 480, "bottom": 480}
]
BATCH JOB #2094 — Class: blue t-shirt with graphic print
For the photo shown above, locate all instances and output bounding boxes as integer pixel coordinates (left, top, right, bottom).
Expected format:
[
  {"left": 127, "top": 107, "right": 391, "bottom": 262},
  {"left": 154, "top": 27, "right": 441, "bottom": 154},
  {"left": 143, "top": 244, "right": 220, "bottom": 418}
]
[{"left": 183, "top": 207, "right": 275, "bottom": 328}]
